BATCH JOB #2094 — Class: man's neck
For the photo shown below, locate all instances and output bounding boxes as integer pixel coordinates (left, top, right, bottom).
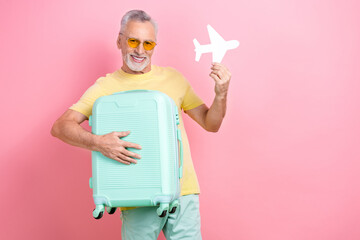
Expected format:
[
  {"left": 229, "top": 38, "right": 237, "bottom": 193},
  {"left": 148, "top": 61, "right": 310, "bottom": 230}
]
[{"left": 121, "top": 64, "right": 151, "bottom": 75}]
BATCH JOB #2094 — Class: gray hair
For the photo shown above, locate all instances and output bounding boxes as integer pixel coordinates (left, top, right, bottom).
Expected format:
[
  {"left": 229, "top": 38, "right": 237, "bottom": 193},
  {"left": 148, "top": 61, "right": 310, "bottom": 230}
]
[{"left": 120, "top": 10, "right": 158, "bottom": 36}]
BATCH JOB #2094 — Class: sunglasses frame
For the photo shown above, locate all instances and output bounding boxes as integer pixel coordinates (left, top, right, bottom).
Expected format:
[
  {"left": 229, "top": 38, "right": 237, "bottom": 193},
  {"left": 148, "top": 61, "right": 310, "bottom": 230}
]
[{"left": 120, "top": 33, "right": 157, "bottom": 51}]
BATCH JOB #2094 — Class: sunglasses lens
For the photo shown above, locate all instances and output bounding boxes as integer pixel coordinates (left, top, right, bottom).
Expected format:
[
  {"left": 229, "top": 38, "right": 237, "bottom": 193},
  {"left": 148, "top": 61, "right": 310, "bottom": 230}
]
[
  {"left": 127, "top": 37, "right": 156, "bottom": 51},
  {"left": 127, "top": 38, "right": 140, "bottom": 48},
  {"left": 143, "top": 41, "right": 156, "bottom": 51}
]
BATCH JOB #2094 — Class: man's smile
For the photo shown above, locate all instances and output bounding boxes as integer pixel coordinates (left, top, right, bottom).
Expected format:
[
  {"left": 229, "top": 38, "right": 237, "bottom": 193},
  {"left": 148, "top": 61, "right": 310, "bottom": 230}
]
[{"left": 131, "top": 55, "right": 146, "bottom": 63}]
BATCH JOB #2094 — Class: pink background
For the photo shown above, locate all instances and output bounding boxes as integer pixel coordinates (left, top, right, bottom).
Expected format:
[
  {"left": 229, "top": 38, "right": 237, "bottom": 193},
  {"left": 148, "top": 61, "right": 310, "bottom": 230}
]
[{"left": 1, "top": 0, "right": 360, "bottom": 239}]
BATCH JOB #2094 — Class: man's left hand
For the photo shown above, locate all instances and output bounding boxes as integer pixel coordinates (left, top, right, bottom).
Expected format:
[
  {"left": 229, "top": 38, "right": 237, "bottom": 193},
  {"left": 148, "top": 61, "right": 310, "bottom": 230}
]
[{"left": 209, "top": 62, "right": 231, "bottom": 98}]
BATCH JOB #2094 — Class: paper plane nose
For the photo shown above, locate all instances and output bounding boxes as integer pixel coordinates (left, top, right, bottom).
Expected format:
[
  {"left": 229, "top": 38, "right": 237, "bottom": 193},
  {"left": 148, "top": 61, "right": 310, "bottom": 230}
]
[{"left": 234, "top": 40, "right": 240, "bottom": 48}]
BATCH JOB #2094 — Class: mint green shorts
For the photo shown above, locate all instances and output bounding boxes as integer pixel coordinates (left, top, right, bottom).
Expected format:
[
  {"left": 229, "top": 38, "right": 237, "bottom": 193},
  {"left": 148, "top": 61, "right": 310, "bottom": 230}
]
[{"left": 120, "top": 194, "right": 202, "bottom": 240}]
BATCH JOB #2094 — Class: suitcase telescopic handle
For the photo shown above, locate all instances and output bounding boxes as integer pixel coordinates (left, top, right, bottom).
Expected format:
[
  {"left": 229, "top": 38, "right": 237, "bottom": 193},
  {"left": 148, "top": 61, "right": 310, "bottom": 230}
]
[
  {"left": 177, "top": 129, "right": 183, "bottom": 179},
  {"left": 112, "top": 90, "right": 150, "bottom": 94}
]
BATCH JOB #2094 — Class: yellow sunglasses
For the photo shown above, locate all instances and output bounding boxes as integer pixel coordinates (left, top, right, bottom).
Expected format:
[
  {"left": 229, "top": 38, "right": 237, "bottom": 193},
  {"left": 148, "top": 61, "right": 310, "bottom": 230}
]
[{"left": 121, "top": 34, "right": 157, "bottom": 51}]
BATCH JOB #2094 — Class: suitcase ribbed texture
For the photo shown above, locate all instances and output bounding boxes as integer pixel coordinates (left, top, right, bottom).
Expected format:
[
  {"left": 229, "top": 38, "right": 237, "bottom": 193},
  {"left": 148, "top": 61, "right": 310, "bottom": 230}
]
[{"left": 89, "top": 90, "right": 181, "bottom": 219}]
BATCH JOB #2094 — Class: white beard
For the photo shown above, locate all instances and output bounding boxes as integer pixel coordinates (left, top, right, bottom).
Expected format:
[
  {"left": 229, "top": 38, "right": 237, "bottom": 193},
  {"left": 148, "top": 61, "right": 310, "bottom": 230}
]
[{"left": 124, "top": 54, "right": 150, "bottom": 72}]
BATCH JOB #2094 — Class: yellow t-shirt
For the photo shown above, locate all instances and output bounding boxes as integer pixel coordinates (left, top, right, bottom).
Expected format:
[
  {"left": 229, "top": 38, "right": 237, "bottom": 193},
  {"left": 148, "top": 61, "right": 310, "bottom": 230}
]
[{"left": 69, "top": 65, "right": 204, "bottom": 203}]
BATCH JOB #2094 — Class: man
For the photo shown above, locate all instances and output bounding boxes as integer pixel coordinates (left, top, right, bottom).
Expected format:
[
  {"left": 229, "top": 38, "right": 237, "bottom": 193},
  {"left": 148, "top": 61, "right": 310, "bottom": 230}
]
[{"left": 51, "top": 10, "right": 231, "bottom": 240}]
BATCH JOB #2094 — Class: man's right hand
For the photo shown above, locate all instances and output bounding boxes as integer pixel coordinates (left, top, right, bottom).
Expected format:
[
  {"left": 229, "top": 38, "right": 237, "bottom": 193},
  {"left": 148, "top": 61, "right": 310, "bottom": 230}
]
[
  {"left": 95, "top": 131, "right": 142, "bottom": 165},
  {"left": 51, "top": 110, "right": 141, "bottom": 165}
]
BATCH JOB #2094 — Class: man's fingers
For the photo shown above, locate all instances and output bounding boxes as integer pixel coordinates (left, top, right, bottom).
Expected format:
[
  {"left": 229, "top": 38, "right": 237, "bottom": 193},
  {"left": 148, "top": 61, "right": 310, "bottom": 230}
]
[
  {"left": 115, "top": 153, "right": 138, "bottom": 164},
  {"left": 123, "top": 155, "right": 138, "bottom": 164},
  {"left": 122, "top": 148, "right": 141, "bottom": 159},
  {"left": 210, "top": 73, "right": 221, "bottom": 82},
  {"left": 211, "top": 67, "right": 229, "bottom": 78},
  {"left": 211, "top": 62, "right": 225, "bottom": 69},
  {"left": 211, "top": 69, "right": 224, "bottom": 80},
  {"left": 114, "top": 154, "right": 131, "bottom": 165},
  {"left": 211, "top": 65, "right": 222, "bottom": 71},
  {"left": 113, "top": 131, "right": 130, "bottom": 138},
  {"left": 211, "top": 63, "right": 230, "bottom": 73},
  {"left": 123, "top": 141, "right": 142, "bottom": 150}
]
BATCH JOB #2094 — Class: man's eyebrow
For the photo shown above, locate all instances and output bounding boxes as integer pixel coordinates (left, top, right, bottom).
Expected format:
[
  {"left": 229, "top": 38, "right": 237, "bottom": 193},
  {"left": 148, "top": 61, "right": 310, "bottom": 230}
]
[{"left": 127, "top": 36, "right": 156, "bottom": 42}]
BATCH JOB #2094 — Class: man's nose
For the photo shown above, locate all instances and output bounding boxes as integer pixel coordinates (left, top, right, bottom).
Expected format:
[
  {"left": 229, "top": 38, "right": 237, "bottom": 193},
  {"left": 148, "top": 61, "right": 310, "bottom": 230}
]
[{"left": 135, "top": 43, "right": 145, "bottom": 55}]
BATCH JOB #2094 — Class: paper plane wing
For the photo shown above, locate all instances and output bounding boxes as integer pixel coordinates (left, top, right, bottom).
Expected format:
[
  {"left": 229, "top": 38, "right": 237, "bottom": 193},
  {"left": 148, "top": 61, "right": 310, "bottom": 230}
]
[{"left": 207, "top": 24, "right": 225, "bottom": 45}]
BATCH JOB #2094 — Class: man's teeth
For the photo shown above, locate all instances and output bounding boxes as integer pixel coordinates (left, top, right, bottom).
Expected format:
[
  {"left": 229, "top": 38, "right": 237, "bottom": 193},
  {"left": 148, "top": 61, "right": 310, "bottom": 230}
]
[{"left": 132, "top": 56, "right": 145, "bottom": 60}]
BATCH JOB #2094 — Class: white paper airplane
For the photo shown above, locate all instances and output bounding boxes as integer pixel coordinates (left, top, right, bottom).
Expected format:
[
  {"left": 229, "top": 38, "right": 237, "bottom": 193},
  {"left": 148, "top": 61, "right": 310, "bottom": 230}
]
[{"left": 193, "top": 24, "right": 239, "bottom": 63}]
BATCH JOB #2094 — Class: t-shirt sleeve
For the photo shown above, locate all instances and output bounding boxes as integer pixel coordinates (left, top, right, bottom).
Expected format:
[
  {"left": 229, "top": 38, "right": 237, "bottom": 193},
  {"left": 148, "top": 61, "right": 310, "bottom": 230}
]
[
  {"left": 181, "top": 82, "right": 204, "bottom": 111},
  {"left": 69, "top": 77, "right": 107, "bottom": 118}
]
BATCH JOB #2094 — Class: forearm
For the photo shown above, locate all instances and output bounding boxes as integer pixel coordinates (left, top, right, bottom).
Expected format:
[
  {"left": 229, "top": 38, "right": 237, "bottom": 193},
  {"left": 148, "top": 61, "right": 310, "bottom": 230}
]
[
  {"left": 205, "top": 94, "right": 227, "bottom": 132},
  {"left": 51, "top": 120, "right": 100, "bottom": 151},
  {"left": 204, "top": 62, "right": 231, "bottom": 132}
]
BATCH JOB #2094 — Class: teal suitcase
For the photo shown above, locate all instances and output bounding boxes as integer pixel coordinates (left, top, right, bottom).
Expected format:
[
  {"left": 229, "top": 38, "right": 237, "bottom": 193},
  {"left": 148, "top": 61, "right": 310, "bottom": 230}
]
[{"left": 88, "top": 90, "right": 183, "bottom": 219}]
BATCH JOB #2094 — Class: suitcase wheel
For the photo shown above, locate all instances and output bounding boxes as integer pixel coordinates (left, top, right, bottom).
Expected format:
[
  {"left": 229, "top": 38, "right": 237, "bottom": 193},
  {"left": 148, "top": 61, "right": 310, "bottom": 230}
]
[
  {"left": 159, "top": 210, "right": 167, "bottom": 218},
  {"left": 93, "top": 209, "right": 103, "bottom": 219},
  {"left": 169, "top": 200, "right": 179, "bottom": 214},
  {"left": 93, "top": 205, "right": 105, "bottom": 220},
  {"left": 169, "top": 207, "right": 177, "bottom": 214},
  {"left": 157, "top": 203, "right": 169, "bottom": 217},
  {"left": 107, "top": 207, "right": 117, "bottom": 215}
]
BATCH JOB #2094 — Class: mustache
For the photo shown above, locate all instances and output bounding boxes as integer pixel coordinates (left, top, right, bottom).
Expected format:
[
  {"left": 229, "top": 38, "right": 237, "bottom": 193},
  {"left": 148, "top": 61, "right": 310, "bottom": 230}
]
[{"left": 130, "top": 53, "right": 148, "bottom": 58}]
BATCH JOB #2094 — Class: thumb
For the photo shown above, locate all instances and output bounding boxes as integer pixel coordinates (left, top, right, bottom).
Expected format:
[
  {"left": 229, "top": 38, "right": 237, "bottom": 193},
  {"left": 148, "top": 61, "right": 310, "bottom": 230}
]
[{"left": 114, "top": 131, "right": 130, "bottom": 138}]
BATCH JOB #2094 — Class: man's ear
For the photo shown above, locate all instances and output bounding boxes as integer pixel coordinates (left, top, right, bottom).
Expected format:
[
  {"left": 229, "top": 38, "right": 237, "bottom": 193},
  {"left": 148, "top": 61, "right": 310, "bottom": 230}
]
[{"left": 116, "top": 34, "right": 121, "bottom": 49}]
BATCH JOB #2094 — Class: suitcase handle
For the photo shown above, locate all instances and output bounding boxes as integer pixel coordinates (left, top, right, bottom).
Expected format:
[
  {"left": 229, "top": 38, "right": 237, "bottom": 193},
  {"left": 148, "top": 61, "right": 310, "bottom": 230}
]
[
  {"left": 112, "top": 90, "right": 151, "bottom": 94},
  {"left": 177, "top": 129, "right": 183, "bottom": 179}
]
